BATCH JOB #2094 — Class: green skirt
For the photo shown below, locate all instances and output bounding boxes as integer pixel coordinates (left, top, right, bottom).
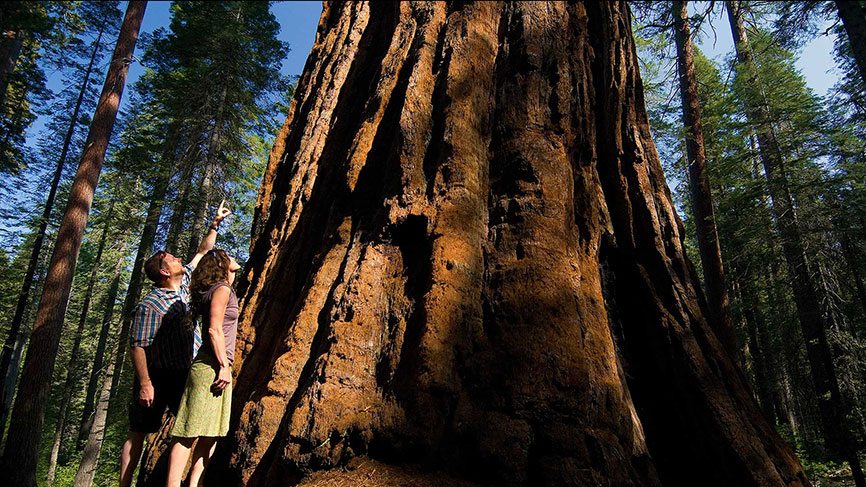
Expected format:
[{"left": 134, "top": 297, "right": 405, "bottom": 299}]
[{"left": 171, "top": 353, "right": 232, "bottom": 438}]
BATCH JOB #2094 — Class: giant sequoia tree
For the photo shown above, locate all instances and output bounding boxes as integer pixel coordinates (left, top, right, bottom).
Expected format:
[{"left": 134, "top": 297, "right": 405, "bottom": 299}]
[{"left": 210, "top": 2, "right": 808, "bottom": 485}]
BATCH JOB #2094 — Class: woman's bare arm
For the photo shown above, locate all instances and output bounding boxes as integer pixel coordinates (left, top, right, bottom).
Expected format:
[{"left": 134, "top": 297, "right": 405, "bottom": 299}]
[{"left": 208, "top": 285, "right": 232, "bottom": 391}]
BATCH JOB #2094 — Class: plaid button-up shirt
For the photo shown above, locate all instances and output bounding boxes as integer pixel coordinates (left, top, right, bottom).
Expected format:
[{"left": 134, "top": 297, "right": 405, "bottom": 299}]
[{"left": 130, "top": 264, "right": 202, "bottom": 370}]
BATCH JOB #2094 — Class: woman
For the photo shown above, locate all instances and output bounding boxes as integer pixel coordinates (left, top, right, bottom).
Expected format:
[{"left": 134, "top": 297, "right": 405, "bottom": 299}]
[{"left": 166, "top": 249, "right": 241, "bottom": 487}]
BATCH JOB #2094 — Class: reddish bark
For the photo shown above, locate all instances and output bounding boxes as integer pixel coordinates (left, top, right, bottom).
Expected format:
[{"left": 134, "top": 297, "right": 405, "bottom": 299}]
[
  {"left": 203, "top": 2, "right": 809, "bottom": 486},
  {"left": 672, "top": 0, "right": 738, "bottom": 361}
]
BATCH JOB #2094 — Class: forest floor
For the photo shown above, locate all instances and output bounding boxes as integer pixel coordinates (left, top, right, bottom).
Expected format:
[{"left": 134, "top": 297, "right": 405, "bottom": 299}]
[
  {"left": 298, "top": 458, "right": 480, "bottom": 486},
  {"left": 806, "top": 461, "right": 858, "bottom": 486},
  {"left": 294, "top": 456, "right": 859, "bottom": 486}
]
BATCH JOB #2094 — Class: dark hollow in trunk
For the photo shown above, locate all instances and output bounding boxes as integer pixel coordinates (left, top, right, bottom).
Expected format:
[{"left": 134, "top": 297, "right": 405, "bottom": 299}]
[{"left": 208, "top": 2, "right": 807, "bottom": 486}]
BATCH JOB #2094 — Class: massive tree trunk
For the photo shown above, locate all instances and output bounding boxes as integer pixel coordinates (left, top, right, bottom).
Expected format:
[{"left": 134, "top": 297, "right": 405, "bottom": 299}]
[
  {"left": 727, "top": 2, "right": 864, "bottom": 484},
  {"left": 836, "top": 0, "right": 866, "bottom": 86},
  {"left": 671, "top": 0, "right": 738, "bottom": 361},
  {"left": 205, "top": 3, "right": 808, "bottom": 486},
  {"left": 0, "top": 3, "right": 145, "bottom": 484},
  {"left": 0, "top": 27, "right": 104, "bottom": 439}
]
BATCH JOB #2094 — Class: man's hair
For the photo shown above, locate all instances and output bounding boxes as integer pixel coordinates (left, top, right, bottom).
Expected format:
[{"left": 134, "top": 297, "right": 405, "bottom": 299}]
[{"left": 144, "top": 250, "right": 167, "bottom": 283}]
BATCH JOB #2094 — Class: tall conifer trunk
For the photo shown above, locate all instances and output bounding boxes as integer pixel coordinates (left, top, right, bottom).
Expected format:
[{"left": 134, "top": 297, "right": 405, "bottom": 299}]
[
  {"left": 836, "top": 0, "right": 866, "bottom": 86},
  {"left": 727, "top": 2, "right": 864, "bottom": 484},
  {"left": 205, "top": 3, "right": 807, "bottom": 486},
  {"left": 78, "top": 240, "right": 127, "bottom": 447},
  {"left": 0, "top": 27, "right": 104, "bottom": 438},
  {"left": 46, "top": 197, "right": 115, "bottom": 484},
  {"left": 734, "top": 271, "right": 777, "bottom": 424},
  {"left": 671, "top": 0, "right": 738, "bottom": 361},
  {"left": 185, "top": 161, "right": 215, "bottom": 259},
  {"left": 0, "top": 4, "right": 145, "bottom": 484},
  {"left": 838, "top": 228, "right": 866, "bottom": 333},
  {"left": 73, "top": 333, "right": 120, "bottom": 487},
  {"left": 186, "top": 84, "right": 228, "bottom": 260},
  {"left": 165, "top": 158, "right": 194, "bottom": 254}
]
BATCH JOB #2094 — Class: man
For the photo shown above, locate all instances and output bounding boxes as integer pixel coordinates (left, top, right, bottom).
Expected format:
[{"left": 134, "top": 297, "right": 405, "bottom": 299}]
[{"left": 119, "top": 201, "right": 231, "bottom": 487}]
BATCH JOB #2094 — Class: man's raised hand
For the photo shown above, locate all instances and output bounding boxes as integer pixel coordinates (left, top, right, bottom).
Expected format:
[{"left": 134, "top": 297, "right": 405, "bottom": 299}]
[{"left": 215, "top": 199, "right": 232, "bottom": 223}]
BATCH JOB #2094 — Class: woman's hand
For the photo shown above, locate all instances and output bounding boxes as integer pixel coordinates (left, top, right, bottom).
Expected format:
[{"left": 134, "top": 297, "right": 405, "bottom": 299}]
[{"left": 212, "top": 365, "right": 231, "bottom": 392}]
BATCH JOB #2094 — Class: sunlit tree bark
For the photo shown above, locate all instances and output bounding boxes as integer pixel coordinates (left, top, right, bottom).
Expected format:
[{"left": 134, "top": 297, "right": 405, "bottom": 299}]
[{"left": 205, "top": 3, "right": 808, "bottom": 486}]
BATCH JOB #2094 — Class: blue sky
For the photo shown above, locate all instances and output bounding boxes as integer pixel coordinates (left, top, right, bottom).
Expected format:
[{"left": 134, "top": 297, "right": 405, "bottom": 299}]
[
  {"left": 7, "top": 1, "right": 845, "bottom": 248},
  {"left": 28, "top": 1, "right": 323, "bottom": 142},
  {"left": 31, "top": 1, "right": 840, "bottom": 143},
  {"left": 691, "top": 5, "right": 838, "bottom": 97}
]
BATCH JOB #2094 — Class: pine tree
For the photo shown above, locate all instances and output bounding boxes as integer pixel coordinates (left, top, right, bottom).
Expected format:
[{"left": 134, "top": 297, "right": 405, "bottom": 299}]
[
  {"left": 671, "top": 0, "right": 738, "bottom": 361},
  {"left": 0, "top": 1, "right": 86, "bottom": 173},
  {"left": 724, "top": 5, "right": 864, "bottom": 483},
  {"left": 142, "top": 1, "right": 287, "bottom": 258},
  {"left": 0, "top": 3, "right": 146, "bottom": 484},
  {"left": 0, "top": 2, "right": 121, "bottom": 440}
]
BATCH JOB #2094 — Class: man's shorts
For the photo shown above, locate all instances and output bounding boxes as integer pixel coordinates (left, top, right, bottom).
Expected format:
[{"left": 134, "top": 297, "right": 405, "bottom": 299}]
[{"left": 128, "top": 368, "right": 189, "bottom": 433}]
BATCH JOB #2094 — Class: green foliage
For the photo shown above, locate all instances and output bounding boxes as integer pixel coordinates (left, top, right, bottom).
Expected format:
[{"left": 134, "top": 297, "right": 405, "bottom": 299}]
[
  {"left": 636, "top": 2, "right": 866, "bottom": 469},
  {"left": 0, "top": 1, "right": 92, "bottom": 173},
  {"left": 0, "top": 1, "right": 121, "bottom": 248},
  {"left": 123, "top": 1, "right": 289, "bottom": 259},
  {"left": 3, "top": 3, "right": 295, "bottom": 485}
]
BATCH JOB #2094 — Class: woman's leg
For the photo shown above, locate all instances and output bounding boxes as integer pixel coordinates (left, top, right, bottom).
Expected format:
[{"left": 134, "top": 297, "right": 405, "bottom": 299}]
[
  {"left": 188, "top": 436, "right": 218, "bottom": 486},
  {"left": 166, "top": 437, "right": 196, "bottom": 487}
]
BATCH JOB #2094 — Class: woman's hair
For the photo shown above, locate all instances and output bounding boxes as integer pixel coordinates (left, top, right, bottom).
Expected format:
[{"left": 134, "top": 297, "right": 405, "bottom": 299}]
[{"left": 187, "top": 249, "right": 232, "bottom": 327}]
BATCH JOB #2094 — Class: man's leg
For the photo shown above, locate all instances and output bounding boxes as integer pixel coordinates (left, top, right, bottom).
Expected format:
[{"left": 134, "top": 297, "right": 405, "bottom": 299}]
[
  {"left": 120, "top": 431, "right": 145, "bottom": 487},
  {"left": 126, "top": 373, "right": 165, "bottom": 486},
  {"left": 166, "top": 436, "right": 196, "bottom": 487},
  {"left": 188, "top": 437, "right": 217, "bottom": 487}
]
